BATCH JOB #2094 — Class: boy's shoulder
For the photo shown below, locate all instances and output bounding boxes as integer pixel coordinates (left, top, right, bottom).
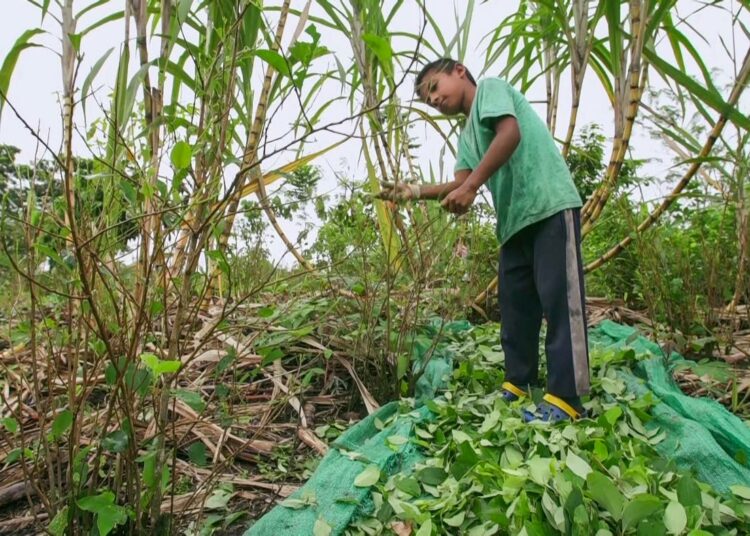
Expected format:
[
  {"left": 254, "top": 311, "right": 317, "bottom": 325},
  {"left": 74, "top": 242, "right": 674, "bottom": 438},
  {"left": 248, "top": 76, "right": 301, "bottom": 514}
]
[
  {"left": 476, "top": 77, "right": 521, "bottom": 99},
  {"left": 477, "top": 76, "right": 510, "bottom": 89}
]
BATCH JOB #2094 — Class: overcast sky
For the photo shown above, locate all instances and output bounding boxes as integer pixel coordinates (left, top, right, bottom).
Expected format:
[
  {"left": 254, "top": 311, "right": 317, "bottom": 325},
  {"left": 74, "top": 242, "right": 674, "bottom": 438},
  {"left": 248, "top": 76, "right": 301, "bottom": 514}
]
[{"left": 1, "top": 0, "right": 747, "bottom": 264}]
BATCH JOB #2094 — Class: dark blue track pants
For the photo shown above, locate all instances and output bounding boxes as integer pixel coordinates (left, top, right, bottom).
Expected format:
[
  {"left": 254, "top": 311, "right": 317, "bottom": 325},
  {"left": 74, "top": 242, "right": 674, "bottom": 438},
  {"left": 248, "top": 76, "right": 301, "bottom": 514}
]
[{"left": 499, "top": 208, "right": 590, "bottom": 397}]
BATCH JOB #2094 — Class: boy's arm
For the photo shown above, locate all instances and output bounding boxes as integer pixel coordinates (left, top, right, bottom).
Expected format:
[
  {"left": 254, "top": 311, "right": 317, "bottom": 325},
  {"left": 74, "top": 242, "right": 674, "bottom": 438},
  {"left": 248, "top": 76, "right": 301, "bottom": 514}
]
[
  {"left": 376, "top": 169, "right": 470, "bottom": 201},
  {"left": 441, "top": 116, "right": 521, "bottom": 214},
  {"left": 419, "top": 169, "right": 471, "bottom": 199}
]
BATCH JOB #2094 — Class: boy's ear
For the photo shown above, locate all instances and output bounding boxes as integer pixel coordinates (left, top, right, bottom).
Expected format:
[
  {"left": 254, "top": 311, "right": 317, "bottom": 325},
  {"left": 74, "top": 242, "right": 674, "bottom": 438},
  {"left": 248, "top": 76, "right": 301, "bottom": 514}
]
[{"left": 453, "top": 63, "right": 467, "bottom": 78}]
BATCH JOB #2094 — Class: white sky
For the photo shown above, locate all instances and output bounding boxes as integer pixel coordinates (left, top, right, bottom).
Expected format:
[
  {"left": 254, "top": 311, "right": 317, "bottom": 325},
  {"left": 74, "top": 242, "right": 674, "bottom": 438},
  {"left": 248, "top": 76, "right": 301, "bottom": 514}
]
[{"left": 1, "top": 0, "right": 747, "bottom": 264}]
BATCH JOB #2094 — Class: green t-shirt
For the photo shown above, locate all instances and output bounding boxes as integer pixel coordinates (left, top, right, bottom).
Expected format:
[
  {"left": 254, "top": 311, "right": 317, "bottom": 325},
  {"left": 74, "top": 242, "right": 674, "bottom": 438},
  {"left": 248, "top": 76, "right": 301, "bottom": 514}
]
[{"left": 455, "top": 77, "right": 582, "bottom": 244}]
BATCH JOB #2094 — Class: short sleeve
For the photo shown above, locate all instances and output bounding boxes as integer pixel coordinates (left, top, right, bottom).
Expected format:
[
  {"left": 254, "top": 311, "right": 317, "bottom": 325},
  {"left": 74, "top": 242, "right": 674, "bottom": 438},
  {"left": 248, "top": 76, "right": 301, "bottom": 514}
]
[
  {"left": 477, "top": 78, "right": 516, "bottom": 128},
  {"left": 454, "top": 132, "right": 474, "bottom": 172}
]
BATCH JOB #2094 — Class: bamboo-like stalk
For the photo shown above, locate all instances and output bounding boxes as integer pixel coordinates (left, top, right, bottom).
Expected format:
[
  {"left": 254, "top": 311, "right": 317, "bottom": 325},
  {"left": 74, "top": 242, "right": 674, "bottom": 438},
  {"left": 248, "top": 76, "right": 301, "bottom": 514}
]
[
  {"left": 58, "top": 0, "right": 129, "bottom": 515},
  {"left": 168, "top": 35, "right": 236, "bottom": 278},
  {"left": 348, "top": 0, "right": 414, "bottom": 273},
  {"left": 561, "top": 0, "right": 593, "bottom": 158},
  {"left": 582, "top": 0, "right": 647, "bottom": 231},
  {"left": 20, "top": 13, "right": 77, "bottom": 505},
  {"left": 581, "top": 69, "right": 648, "bottom": 233},
  {"left": 542, "top": 16, "right": 556, "bottom": 132},
  {"left": 156, "top": 0, "right": 171, "bottom": 350},
  {"left": 585, "top": 46, "right": 750, "bottom": 273},
  {"left": 61, "top": 0, "right": 77, "bottom": 241},
  {"left": 215, "top": 0, "right": 311, "bottom": 269},
  {"left": 256, "top": 167, "right": 313, "bottom": 270},
  {"left": 130, "top": 0, "right": 155, "bottom": 155},
  {"left": 548, "top": 64, "right": 561, "bottom": 134},
  {"left": 132, "top": 0, "right": 174, "bottom": 521},
  {"left": 728, "top": 136, "right": 749, "bottom": 311},
  {"left": 131, "top": 0, "right": 159, "bottom": 285},
  {"left": 728, "top": 184, "right": 748, "bottom": 310}
]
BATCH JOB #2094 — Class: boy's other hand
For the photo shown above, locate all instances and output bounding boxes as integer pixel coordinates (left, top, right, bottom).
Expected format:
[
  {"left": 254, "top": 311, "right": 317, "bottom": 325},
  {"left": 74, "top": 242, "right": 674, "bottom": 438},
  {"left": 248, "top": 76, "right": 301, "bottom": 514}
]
[
  {"left": 375, "top": 181, "right": 421, "bottom": 202},
  {"left": 441, "top": 183, "right": 477, "bottom": 214}
]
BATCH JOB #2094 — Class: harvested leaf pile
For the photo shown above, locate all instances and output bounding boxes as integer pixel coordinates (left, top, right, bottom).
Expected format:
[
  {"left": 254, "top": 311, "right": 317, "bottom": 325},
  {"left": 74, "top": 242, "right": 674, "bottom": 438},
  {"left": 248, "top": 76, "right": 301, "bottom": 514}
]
[{"left": 347, "top": 324, "right": 750, "bottom": 535}]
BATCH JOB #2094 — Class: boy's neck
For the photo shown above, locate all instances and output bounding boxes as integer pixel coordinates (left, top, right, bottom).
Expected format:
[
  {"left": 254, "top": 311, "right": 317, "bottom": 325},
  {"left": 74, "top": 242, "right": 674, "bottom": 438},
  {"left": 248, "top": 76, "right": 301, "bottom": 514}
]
[{"left": 461, "top": 83, "right": 476, "bottom": 115}]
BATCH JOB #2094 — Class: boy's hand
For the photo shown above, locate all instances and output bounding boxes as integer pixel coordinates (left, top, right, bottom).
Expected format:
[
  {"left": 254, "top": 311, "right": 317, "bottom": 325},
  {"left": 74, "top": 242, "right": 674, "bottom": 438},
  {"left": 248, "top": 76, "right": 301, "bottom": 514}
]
[
  {"left": 441, "top": 183, "right": 477, "bottom": 214},
  {"left": 375, "top": 181, "right": 421, "bottom": 202}
]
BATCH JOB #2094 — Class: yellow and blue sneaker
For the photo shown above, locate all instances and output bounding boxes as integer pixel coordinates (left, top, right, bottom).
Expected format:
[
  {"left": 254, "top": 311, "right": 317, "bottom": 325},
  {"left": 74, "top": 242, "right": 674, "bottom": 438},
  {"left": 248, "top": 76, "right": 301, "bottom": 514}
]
[
  {"left": 523, "top": 394, "right": 586, "bottom": 423},
  {"left": 500, "top": 381, "right": 527, "bottom": 402}
]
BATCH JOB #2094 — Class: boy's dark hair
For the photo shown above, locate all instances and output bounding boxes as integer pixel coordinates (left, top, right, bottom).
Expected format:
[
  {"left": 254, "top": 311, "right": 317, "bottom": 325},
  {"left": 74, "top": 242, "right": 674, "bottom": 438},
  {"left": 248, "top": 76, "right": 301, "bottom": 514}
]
[{"left": 414, "top": 58, "right": 477, "bottom": 96}]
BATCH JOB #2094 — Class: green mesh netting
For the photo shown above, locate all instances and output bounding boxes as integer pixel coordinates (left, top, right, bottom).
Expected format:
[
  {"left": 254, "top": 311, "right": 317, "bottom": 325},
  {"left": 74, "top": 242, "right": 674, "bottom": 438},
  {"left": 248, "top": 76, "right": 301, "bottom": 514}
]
[
  {"left": 246, "top": 320, "right": 750, "bottom": 535},
  {"left": 589, "top": 320, "right": 750, "bottom": 493}
]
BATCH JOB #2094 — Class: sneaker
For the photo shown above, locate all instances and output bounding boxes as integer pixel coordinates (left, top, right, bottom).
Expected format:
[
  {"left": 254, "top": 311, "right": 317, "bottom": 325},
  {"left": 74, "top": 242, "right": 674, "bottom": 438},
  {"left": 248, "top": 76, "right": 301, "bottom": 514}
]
[
  {"left": 500, "top": 381, "right": 527, "bottom": 402},
  {"left": 522, "top": 394, "right": 586, "bottom": 423}
]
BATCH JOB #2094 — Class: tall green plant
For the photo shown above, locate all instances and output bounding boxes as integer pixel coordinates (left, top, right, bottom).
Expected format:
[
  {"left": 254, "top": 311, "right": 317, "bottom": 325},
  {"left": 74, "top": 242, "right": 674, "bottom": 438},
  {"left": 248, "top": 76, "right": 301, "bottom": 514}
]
[{"left": 0, "top": 0, "right": 347, "bottom": 532}]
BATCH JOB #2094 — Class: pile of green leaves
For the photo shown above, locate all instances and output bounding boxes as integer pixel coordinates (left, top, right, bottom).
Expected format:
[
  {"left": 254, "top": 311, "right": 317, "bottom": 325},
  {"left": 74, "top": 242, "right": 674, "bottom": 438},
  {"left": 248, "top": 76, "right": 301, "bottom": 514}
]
[{"left": 346, "top": 324, "right": 750, "bottom": 535}]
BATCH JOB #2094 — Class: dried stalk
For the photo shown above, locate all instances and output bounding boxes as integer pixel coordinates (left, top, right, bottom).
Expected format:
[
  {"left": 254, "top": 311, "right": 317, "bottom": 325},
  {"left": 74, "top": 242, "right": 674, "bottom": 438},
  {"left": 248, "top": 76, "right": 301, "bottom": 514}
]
[{"left": 349, "top": 2, "right": 415, "bottom": 273}]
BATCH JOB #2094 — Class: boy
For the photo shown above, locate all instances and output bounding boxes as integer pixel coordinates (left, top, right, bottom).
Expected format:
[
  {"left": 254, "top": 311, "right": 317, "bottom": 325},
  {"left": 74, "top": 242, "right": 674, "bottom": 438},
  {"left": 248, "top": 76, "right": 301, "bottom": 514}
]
[{"left": 378, "top": 59, "right": 589, "bottom": 422}]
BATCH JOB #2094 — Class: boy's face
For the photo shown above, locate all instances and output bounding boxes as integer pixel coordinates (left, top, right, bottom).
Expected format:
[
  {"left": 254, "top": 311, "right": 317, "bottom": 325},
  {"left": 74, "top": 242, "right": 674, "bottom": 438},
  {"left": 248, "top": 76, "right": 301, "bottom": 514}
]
[{"left": 418, "top": 64, "right": 469, "bottom": 115}]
